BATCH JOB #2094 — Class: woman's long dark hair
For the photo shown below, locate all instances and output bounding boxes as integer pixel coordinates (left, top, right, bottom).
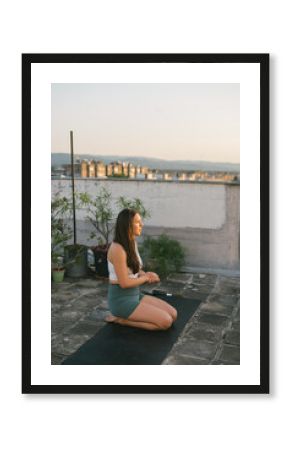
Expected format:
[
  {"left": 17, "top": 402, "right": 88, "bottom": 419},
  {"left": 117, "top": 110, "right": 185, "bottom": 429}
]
[{"left": 113, "top": 208, "right": 140, "bottom": 274}]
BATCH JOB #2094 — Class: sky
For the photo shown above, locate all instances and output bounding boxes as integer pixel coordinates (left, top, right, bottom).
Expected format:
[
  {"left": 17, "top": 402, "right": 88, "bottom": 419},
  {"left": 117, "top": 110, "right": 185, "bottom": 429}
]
[{"left": 51, "top": 83, "right": 240, "bottom": 163}]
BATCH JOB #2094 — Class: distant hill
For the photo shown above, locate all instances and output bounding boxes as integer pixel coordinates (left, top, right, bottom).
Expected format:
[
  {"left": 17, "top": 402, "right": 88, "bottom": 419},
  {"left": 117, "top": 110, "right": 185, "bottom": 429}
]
[{"left": 51, "top": 153, "right": 240, "bottom": 172}]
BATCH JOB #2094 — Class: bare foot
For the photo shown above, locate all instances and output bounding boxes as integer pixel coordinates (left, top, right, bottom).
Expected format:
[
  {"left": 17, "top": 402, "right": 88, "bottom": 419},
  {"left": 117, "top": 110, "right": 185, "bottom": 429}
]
[{"left": 105, "top": 314, "right": 118, "bottom": 323}]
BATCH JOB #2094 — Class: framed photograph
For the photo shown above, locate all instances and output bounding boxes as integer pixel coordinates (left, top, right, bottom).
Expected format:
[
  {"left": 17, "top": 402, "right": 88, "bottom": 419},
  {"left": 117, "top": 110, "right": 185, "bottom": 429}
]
[{"left": 22, "top": 53, "right": 269, "bottom": 394}]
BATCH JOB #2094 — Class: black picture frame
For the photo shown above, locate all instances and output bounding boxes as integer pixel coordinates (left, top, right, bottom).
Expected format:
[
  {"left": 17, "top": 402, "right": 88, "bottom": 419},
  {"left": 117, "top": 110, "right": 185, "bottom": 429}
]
[{"left": 22, "top": 53, "right": 269, "bottom": 394}]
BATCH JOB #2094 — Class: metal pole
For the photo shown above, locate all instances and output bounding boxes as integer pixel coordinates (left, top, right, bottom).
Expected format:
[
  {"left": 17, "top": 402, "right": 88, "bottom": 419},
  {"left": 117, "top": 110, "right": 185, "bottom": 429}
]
[{"left": 70, "top": 130, "right": 77, "bottom": 244}]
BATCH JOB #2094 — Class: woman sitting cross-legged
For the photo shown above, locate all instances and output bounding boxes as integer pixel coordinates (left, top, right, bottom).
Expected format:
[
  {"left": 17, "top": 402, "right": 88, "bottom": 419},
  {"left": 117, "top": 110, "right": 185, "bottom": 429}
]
[{"left": 106, "top": 208, "right": 177, "bottom": 330}]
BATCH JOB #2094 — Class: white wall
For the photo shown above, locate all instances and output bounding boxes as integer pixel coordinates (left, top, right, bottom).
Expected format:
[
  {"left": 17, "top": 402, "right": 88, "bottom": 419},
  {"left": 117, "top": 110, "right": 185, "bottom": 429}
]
[
  {"left": 52, "top": 179, "right": 239, "bottom": 269},
  {"left": 52, "top": 178, "right": 227, "bottom": 229}
]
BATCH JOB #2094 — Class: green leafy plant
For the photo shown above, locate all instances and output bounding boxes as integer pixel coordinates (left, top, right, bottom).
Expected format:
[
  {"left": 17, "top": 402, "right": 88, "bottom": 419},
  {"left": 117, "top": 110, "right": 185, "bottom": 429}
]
[
  {"left": 117, "top": 196, "right": 151, "bottom": 220},
  {"left": 51, "top": 193, "right": 73, "bottom": 270},
  {"left": 51, "top": 193, "right": 87, "bottom": 271},
  {"left": 78, "top": 187, "right": 115, "bottom": 248},
  {"left": 139, "top": 234, "right": 185, "bottom": 278},
  {"left": 78, "top": 186, "right": 151, "bottom": 248}
]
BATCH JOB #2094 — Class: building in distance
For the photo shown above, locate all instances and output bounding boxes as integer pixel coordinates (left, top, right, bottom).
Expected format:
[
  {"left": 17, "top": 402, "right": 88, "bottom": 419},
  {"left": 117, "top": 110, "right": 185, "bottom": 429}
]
[{"left": 51, "top": 158, "right": 239, "bottom": 184}]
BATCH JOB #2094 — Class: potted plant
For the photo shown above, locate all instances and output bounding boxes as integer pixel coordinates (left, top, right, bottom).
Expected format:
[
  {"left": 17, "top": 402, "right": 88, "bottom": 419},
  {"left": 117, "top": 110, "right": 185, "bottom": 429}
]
[
  {"left": 51, "top": 256, "right": 65, "bottom": 283},
  {"left": 64, "top": 243, "right": 88, "bottom": 278},
  {"left": 139, "top": 233, "right": 185, "bottom": 279},
  {"left": 78, "top": 187, "right": 115, "bottom": 277},
  {"left": 51, "top": 194, "right": 73, "bottom": 283},
  {"left": 78, "top": 187, "right": 151, "bottom": 277}
]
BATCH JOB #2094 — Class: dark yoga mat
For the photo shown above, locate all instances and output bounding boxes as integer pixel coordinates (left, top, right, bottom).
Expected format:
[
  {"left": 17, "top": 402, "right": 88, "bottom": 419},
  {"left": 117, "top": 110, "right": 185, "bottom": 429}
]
[{"left": 62, "top": 291, "right": 205, "bottom": 365}]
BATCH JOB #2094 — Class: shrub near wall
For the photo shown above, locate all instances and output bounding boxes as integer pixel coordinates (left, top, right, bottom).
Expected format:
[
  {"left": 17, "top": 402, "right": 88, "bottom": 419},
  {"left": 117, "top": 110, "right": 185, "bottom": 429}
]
[{"left": 140, "top": 234, "right": 185, "bottom": 278}]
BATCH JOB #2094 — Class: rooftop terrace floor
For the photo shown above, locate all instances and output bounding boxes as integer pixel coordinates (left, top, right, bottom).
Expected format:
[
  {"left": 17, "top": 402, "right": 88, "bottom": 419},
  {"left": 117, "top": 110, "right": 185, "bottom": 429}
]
[{"left": 52, "top": 271, "right": 240, "bottom": 365}]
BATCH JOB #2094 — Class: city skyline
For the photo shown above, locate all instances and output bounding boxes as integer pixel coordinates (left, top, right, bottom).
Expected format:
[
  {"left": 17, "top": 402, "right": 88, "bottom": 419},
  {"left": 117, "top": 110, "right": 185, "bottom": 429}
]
[{"left": 51, "top": 83, "right": 240, "bottom": 164}]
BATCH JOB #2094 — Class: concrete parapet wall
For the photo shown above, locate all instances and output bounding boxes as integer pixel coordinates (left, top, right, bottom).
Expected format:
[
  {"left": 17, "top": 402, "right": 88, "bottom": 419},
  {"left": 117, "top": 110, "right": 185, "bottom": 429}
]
[{"left": 52, "top": 178, "right": 240, "bottom": 270}]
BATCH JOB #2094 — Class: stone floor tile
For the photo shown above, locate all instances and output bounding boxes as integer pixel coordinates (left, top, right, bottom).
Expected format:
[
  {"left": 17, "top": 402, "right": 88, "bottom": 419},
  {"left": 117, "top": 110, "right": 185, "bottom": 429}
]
[
  {"left": 51, "top": 353, "right": 67, "bottom": 365},
  {"left": 224, "top": 330, "right": 240, "bottom": 345},
  {"left": 218, "top": 344, "right": 240, "bottom": 364},
  {"left": 184, "top": 284, "right": 215, "bottom": 295},
  {"left": 154, "top": 281, "right": 186, "bottom": 296},
  {"left": 197, "top": 312, "right": 229, "bottom": 327},
  {"left": 173, "top": 339, "right": 218, "bottom": 360},
  {"left": 163, "top": 354, "right": 209, "bottom": 365},
  {"left": 51, "top": 281, "right": 74, "bottom": 291},
  {"left": 217, "top": 285, "right": 240, "bottom": 295},
  {"left": 51, "top": 290, "right": 78, "bottom": 302},
  {"left": 71, "top": 278, "right": 104, "bottom": 288},
  {"left": 53, "top": 309, "right": 85, "bottom": 322},
  {"left": 209, "top": 294, "right": 239, "bottom": 307},
  {"left": 211, "top": 360, "right": 240, "bottom": 365},
  {"left": 73, "top": 295, "right": 104, "bottom": 310},
  {"left": 219, "top": 275, "right": 240, "bottom": 285},
  {"left": 184, "top": 324, "right": 224, "bottom": 342},
  {"left": 167, "top": 273, "right": 193, "bottom": 283},
  {"left": 232, "top": 320, "right": 240, "bottom": 331},
  {"left": 88, "top": 308, "right": 110, "bottom": 321},
  {"left": 51, "top": 317, "right": 77, "bottom": 334},
  {"left": 69, "top": 319, "right": 104, "bottom": 336},
  {"left": 182, "top": 289, "right": 211, "bottom": 301},
  {"left": 199, "top": 301, "right": 234, "bottom": 316},
  {"left": 191, "top": 274, "right": 217, "bottom": 285},
  {"left": 233, "top": 306, "right": 240, "bottom": 320},
  {"left": 52, "top": 333, "right": 93, "bottom": 356},
  {"left": 51, "top": 303, "right": 63, "bottom": 315}
]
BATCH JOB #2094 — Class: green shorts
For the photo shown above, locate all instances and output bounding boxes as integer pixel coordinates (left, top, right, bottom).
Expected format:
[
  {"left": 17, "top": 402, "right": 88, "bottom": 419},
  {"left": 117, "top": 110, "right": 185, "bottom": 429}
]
[{"left": 108, "top": 284, "right": 144, "bottom": 319}]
